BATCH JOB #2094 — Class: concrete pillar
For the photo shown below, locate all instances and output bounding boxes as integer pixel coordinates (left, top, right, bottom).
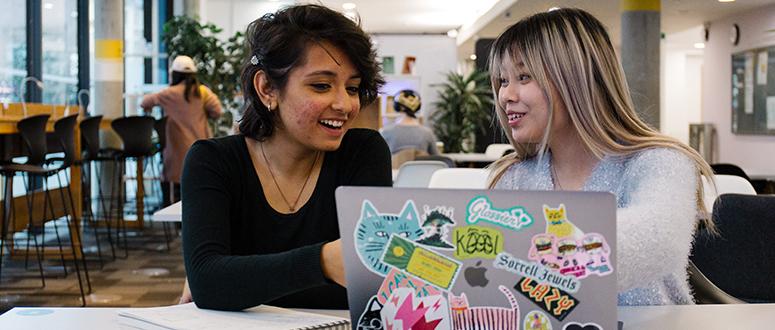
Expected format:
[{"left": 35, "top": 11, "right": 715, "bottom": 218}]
[
  {"left": 183, "top": 0, "right": 199, "bottom": 18},
  {"left": 94, "top": 0, "right": 124, "bottom": 218},
  {"left": 620, "top": 0, "right": 660, "bottom": 130}
]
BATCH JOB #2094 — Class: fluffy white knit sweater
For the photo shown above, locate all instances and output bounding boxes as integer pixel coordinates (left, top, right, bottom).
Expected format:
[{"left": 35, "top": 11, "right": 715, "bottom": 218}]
[{"left": 494, "top": 147, "right": 699, "bottom": 305}]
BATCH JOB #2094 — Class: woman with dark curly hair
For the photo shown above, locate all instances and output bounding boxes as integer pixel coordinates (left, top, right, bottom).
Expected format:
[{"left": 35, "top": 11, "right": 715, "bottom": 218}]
[{"left": 179, "top": 4, "right": 390, "bottom": 310}]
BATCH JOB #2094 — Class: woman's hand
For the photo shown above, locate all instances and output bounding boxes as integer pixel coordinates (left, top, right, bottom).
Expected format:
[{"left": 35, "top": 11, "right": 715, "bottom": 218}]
[
  {"left": 179, "top": 278, "right": 193, "bottom": 304},
  {"left": 321, "top": 240, "right": 347, "bottom": 287}
]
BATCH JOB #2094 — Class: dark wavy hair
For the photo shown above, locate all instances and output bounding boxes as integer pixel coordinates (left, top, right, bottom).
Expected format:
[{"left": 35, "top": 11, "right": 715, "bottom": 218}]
[{"left": 238, "top": 4, "right": 384, "bottom": 140}]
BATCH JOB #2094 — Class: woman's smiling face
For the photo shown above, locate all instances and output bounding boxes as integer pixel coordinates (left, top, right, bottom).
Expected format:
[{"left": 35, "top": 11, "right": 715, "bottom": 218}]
[{"left": 270, "top": 41, "right": 362, "bottom": 151}]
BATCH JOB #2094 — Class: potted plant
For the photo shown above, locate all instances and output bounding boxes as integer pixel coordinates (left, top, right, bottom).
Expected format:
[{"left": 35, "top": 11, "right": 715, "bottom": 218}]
[
  {"left": 431, "top": 70, "right": 494, "bottom": 153},
  {"left": 162, "top": 16, "right": 245, "bottom": 137}
]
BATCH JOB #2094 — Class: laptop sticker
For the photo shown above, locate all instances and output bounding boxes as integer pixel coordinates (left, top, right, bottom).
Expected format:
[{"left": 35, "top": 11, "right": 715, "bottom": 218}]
[
  {"left": 562, "top": 322, "right": 601, "bottom": 330},
  {"left": 466, "top": 196, "right": 533, "bottom": 231},
  {"left": 528, "top": 233, "right": 561, "bottom": 270},
  {"left": 580, "top": 233, "right": 613, "bottom": 277},
  {"left": 527, "top": 232, "right": 613, "bottom": 280},
  {"left": 416, "top": 206, "right": 455, "bottom": 250},
  {"left": 381, "top": 288, "right": 451, "bottom": 330},
  {"left": 382, "top": 235, "right": 462, "bottom": 291},
  {"left": 515, "top": 277, "right": 579, "bottom": 321},
  {"left": 453, "top": 225, "right": 504, "bottom": 260},
  {"left": 523, "top": 310, "right": 553, "bottom": 330},
  {"left": 355, "top": 200, "right": 424, "bottom": 276},
  {"left": 377, "top": 268, "right": 442, "bottom": 304},
  {"left": 357, "top": 296, "right": 384, "bottom": 330},
  {"left": 494, "top": 252, "right": 580, "bottom": 293},
  {"left": 463, "top": 260, "right": 490, "bottom": 287},
  {"left": 448, "top": 286, "right": 520, "bottom": 330},
  {"left": 542, "top": 204, "right": 584, "bottom": 240}
]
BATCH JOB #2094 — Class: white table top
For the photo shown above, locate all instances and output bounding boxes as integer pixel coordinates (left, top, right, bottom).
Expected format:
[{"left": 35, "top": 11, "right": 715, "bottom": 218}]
[
  {"left": 442, "top": 152, "right": 500, "bottom": 163},
  {"left": 2, "top": 304, "right": 775, "bottom": 330},
  {"left": 152, "top": 201, "right": 182, "bottom": 222}
]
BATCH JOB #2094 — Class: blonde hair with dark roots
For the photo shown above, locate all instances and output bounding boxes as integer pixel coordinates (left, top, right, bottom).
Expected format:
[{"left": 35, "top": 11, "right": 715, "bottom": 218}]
[{"left": 486, "top": 8, "right": 715, "bottom": 228}]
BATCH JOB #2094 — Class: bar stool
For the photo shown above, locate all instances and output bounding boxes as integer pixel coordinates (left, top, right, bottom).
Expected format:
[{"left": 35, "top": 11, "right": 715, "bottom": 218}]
[
  {"left": 0, "top": 114, "right": 91, "bottom": 306},
  {"left": 110, "top": 116, "right": 156, "bottom": 255},
  {"left": 79, "top": 115, "right": 119, "bottom": 264}
]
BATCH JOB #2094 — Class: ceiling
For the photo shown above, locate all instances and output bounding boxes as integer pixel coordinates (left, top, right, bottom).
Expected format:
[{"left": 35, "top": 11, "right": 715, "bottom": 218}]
[{"left": 313, "top": 0, "right": 775, "bottom": 57}]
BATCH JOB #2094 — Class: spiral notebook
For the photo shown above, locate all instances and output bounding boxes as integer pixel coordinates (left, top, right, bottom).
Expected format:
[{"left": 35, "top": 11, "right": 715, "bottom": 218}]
[{"left": 118, "top": 302, "right": 350, "bottom": 330}]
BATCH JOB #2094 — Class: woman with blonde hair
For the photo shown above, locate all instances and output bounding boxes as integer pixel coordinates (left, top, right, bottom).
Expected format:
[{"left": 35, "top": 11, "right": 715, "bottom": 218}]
[{"left": 487, "top": 8, "right": 714, "bottom": 305}]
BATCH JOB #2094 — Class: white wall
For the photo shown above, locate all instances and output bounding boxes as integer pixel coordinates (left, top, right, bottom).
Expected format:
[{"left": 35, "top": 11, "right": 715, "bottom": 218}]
[
  {"left": 661, "top": 28, "right": 704, "bottom": 145},
  {"left": 703, "top": 4, "right": 775, "bottom": 175},
  {"left": 372, "top": 34, "right": 458, "bottom": 127},
  {"left": 201, "top": 0, "right": 290, "bottom": 40}
]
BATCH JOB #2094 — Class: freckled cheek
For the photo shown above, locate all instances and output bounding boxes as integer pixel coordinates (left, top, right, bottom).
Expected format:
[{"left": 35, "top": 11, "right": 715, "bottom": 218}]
[{"left": 294, "top": 101, "right": 326, "bottom": 126}]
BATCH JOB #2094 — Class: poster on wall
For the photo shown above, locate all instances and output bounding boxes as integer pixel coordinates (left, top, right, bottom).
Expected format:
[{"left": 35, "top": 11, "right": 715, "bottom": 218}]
[{"left": 731, "top": 46, "right": 775, "bottom": 135}]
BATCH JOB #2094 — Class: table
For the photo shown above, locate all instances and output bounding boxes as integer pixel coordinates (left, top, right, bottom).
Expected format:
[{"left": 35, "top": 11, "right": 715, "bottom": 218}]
[
  {"left": 0, "top": 306, "right": 349, "bottom": 330},
  {"left": 2, "top": 304, "right": 775, "bottom": 329},
  {"left": 442, "top": 152, "right": 500, "bottom": 163},
  {"left": 152, "top": 201, "right": 181, "bottom": 222}
]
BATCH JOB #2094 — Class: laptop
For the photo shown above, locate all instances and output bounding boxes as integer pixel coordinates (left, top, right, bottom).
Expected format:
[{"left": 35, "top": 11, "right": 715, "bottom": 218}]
[{"left": 336, "top": 187, "right": 617, "bottom": 330}]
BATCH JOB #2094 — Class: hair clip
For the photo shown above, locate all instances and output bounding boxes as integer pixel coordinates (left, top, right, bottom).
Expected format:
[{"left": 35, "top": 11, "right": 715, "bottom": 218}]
[{"left": 250, "top": 55, "right": 260, "bottom": 66}]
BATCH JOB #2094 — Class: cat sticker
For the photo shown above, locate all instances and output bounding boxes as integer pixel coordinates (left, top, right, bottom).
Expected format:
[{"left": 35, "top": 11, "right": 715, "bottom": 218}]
[
  {"left": 380, "top": 288, "right": 450, "bottom": 330},
  {"left": 416, "top": 206, "right": 455, "bottom": 249},
  {"left": 355, "top": 200, "right": 424, "bottom": 276},
  {"left": 448, "top": 286, "right": 520, "bottom": 330},
  {"left": 542, "top": 204, "right": 583, "bottom": 240},
  {"left": 357, "top": 296, "right": 384, "bottom": 330}
]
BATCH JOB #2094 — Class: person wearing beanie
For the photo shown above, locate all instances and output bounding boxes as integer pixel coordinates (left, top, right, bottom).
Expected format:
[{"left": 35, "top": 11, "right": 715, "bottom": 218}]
[
  {"left": 380, "top": 89, "right": 439, "bottom": 156},
  {"left": 141, "top": 55, "right": 223, "bottom": 206}
]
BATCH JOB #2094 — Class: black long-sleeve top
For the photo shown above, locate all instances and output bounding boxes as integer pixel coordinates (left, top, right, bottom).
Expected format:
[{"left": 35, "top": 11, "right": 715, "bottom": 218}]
[{"left": 181, "top": 129, "right": 392, "bottom": 311}]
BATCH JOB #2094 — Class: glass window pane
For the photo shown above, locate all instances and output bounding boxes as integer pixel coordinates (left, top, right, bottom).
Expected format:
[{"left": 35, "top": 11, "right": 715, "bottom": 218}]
[
  {"left": 42, "top": 0, "right": 79, "bottom": 105},
  {"left": 0, "top": 0, "right": 27, "bottom": 104}
]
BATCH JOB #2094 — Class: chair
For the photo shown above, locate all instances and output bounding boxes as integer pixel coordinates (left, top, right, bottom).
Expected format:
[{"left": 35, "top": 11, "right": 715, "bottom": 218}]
[
  {"left": 702, "top": 174, "right": 756, "bottom": 213},
  {"left": 80, "top": 115, "right": 121, "bottom": 263},
  {"left": 711, "top": 163, "right": 751, "bottom": 181},
  {"left": 484, "top": 143, "right": 514, "bottom": 158},
  {"left": 691, "top": 194, "right": 775, "bottom": 303},
  {"left": 0, "top": 114, "right": 91, "bottom": 305},
  {"left": 393, "top": 161, "right": 448, "bottom": 188},
  {"left": 415, "top": 155, "right": 455, "bottom": 168},
  {"left": 391, "top": 148, "right": 428, "bottom": 169},
  {"left": 427, "top": 168, "right": 490, "bottom": 189},
  {"left": 110, "top": 116, "right": 156, "bottom": 256}
]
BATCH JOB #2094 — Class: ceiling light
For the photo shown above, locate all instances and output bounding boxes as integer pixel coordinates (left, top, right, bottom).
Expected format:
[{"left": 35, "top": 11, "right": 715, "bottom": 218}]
[
  {"left": 342, "top": 3, "right": 356, "bottom": 10},
  {"left": 718, "top": 0, "right": 735, "bottom": 2},
  {"left": 694, "top": 42, "right": 706, "bottom": 49},
  {"left": 470, "top": 54, "right": 478, "bottom": 61},
  {"left": 447, "top": 29, "right": 459, "bottom": 38}
]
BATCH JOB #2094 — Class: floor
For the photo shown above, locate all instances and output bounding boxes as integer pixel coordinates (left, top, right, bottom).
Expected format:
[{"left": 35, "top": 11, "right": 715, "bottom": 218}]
[{"left": 0, "top": 222, "right": 185, "bottom": 315}]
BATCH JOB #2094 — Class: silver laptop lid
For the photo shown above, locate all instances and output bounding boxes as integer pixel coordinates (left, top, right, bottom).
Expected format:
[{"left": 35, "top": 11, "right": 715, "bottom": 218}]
[{"left": 336, "top": 186, "right": 617, "bottom": 330}]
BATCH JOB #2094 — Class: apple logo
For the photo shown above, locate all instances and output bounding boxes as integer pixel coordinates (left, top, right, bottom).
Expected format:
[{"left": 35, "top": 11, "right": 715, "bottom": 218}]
[{"left": 464, "top": 261, "right": 489, "bottom": 287}]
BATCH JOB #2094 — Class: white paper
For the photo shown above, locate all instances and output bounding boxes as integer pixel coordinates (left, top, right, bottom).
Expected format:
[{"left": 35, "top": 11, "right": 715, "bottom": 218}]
[
  {"left": 745, "top": 52, "right": 755, "bottom": 114},
  {"left": 758, "top": 51, "right": 769, "bottom": 85},
  {"left": 767, "top": 97, "right": 775, "bottom": 130},
  {"left": 118, "top": 303, "right": 348, "bottom": 330}
]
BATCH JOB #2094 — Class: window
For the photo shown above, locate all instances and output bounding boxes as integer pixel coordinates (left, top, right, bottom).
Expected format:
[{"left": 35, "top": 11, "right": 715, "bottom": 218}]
[
  {"left": 42, "top": 0, "right": 79, "bottom": 105},
  {"left": 0, "top": 0, "right": 27, "bottom": 104}
]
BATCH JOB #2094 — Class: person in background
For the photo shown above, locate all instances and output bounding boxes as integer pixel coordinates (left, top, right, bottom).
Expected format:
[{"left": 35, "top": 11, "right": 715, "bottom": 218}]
[
  {"left": 380, "top": 89, "right": 439, "bottom": 155},
  {"left": 180, "top": 4, "right": 391, "bottom": 310},
  {"left": 141, "top": 55, "right": 223, "bottom": 206},
  {"left": 487, "top": 8, "right": 715, "bottom": 305}
]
